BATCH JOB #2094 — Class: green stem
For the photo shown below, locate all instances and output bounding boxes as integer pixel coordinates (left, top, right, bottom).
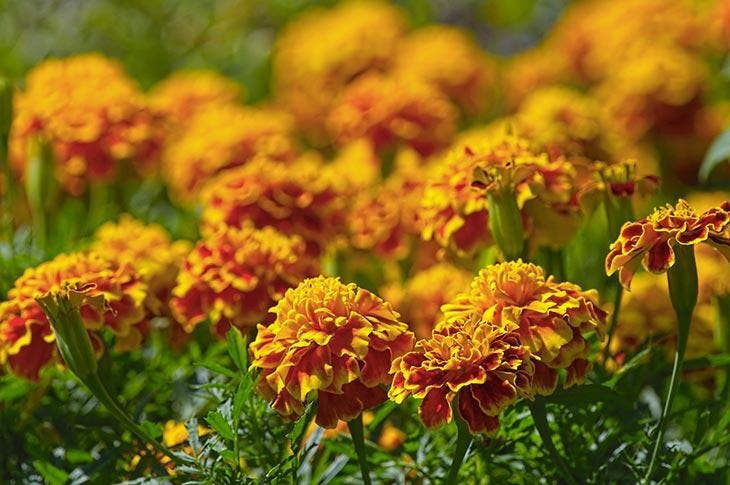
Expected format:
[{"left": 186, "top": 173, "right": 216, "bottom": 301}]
[
  {"left": 348, "top": 414, "right": 371, "bottom": 485},
  {"left": 446, "top": 411, "right": 473, "bottom": 484},
  {"left": 529, "top": 399, "right": 577, "bottom": 485},
  {"left": 602, "top": 283, "right": 623, "bottom": 366}
]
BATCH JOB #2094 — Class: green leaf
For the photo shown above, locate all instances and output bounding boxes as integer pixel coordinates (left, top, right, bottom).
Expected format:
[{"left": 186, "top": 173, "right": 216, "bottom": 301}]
[
  {"left": 140, "top": 420, "right": 163, "bottom": 440},
  {"left": 206, "top": 409, "right": 235, "bottom": 442},
  {"left": 226, "top": 327, "right": 248, "bottom": 373},
  {"left": 546, "top": 384, "right": 622, "bottom": 406},
  {"left": 196, "top": 360, "right": 237, "bottom": 379},
  {"left": 699, "top": 129, "right": 730, "bottom": 182},
  {"left": 289, "top": 401, "right": 316, "bottom": 454},
  {"left": 33, "top": 460, "right": 69, "bottom": 485}
]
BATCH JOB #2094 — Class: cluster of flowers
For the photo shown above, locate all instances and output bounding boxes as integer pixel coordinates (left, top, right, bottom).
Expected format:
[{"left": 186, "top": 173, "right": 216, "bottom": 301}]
[{"left": 1, "top": 0, "right": 730, "bottom": 442}]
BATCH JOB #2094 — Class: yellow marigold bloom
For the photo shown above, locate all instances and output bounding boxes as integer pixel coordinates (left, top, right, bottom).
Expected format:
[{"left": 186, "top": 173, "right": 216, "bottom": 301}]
[
  {"left": 9, "top": 53, "right": 164, "bottom": 195},
  {"left": 327, "top": 73, "right": 458, "bottom": 156},
  {"left": 605, "top": 199, "right": 730, "bottom": 289},
  {"left": 420, "top": 126, "right": 584, "bottom": 254},
  {"left": 162, "top": 104, "right": 297, "bottom": 201},
  {"left": 148, "top": 69, "right": 243, "bottom": 128},
  {"left": 393, "top": 25, "right": 498, "bottom": 115},
  {"left": 389, "top": 314, "right": 534, "bottom": 434},
  {"left": 329, "top": 139, "right": 380, "bottom": 194},
  {"left": 272, "top": 0, "right": 406, "bottom": 140},
  {"left": 199, "top": 155, "right": 350, "bottom": 257},
  {"left": 502, "top": 47, "right": 570, "bottom": 110},
  {"left": 90, "top": 215, "right": 191, "bottom": 317},
  {"left": 171, "top": 225, "right": 316, "bottom": 338},
  {"left": 129, "top": 420, "right": 211, "bottom": 475},
  {"left": 383, "top": 263, "right": 472, "bottom": 340},
  {"left": 441, "top": 261, "right": 607, "bottom": 394},
  {"left": 349, "top": 149, "right": 426, "bottom": 259},
  {"left": 595, "top": 43, "right": 707, "bottom": 142},
  {"left": 250, "top": 276, "right": 414, "bottom": 428},
  {"left": 0, "top": 252, "right": 147, "bottom": 380}
]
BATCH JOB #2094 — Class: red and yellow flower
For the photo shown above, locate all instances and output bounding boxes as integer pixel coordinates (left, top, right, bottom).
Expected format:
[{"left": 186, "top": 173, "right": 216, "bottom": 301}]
[
  {"left": 441, "top": 261, "right": 607, "bottom": 394},
  {"left": 0, "top": 252, "right": 147, "bottom": 379},
  {"left": 389, "top": 314, "right": 534, "bottom": 434},
  {"left": 9, "top": 53, "right": 164, "bottom": 194},
  {"left": 250, "top": 276, "right": 414, "bottom": 428},
  {"left": 171, "top": 225, "right": 317, "bottom": 338},
  {"left": 605, "top": 199, "right": 730, "bottom": 289}
]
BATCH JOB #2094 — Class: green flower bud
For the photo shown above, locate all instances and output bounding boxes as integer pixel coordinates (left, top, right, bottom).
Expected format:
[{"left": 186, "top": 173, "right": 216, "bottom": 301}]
[{"left": 488, "top": 191, "right": 525, "bottom": 261}]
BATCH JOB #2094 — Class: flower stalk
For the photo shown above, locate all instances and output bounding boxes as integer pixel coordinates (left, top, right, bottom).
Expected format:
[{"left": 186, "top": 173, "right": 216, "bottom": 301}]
[
  {"left": 488, "top": 191, "right": 525, "bottom": 261},
  {"left": 25, "top": 137, "right": 55, "bottom": 252},
  {"left": 0, "top": 77, "right": 13, "bottom": 243},
  {"left": 529, "top": 398, "right": 577, "bottom": 485},
  {"left": 446, "top": 398, "right": 473, "bottom": 485},
  {"left": 347, "top": 413, "right": 372, "bottom": 485}
]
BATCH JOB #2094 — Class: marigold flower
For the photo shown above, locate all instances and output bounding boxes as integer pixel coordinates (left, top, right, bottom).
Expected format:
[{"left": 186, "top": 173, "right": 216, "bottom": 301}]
[
  {"left": 90, "top": 215, "right": 191, "bottom": 316},
  {"left": 393, "top": 25, "right": 498, "bottom": 115},
  {"left": 162, "top": 104, "right": 297, "bottom": 201},
  {"left": 382, "top": 263, "right": 472, "bottom": 340},
  {"left": 441, "top": 261, "right": 607, "bottom": 394},
  {"left": 199, "top": 155, "right": 350, "bottom": 256},
  {"left": 9, "top": 53, "right": 164, "bottom": 194},
  {"left": 171, "top": 225, "right": 316, "bottom": 338},
  {"left": 605, "top": 199, "right": 730, "bottom": 289},
  {"left": 250, "top": 276, "right": 414, "bottom": 428},
  {"left": 327, "top": 73, "right": 458, "bottom": 156},
  {"left": 148, "top": 69, "right": 243, "bottom": 128},
  {"left": 389, "top": 315, "right": 534, "bottom": 434},
  {"left": 272, "top": 0, "right": 406, "bottom": 141},
  {"left": 0, "top": 252, "right": 147, "bottom": 379},
  {"left": 502, "top": 48, "right": 570, "bottom": 109}
]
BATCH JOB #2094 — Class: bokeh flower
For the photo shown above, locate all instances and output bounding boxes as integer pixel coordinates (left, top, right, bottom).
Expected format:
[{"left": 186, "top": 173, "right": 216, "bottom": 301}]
[
  {"left": 250, "top": 276, "right": 414, "bottom": 428},
  {"left": 162, "top": 104, "right": 297, "bottom": 201},
  {"left": 199, "top": 154, "right": 351, "bottom": 256},
  {"left": 171, "top": 225, "right": 317, "bottom": 338},
  {"left": 327, "top": 73, "right": 457, "bottom": 156},
  {"left": 605, "top": 199, "right": 730, "bottom": 289},
  {"left": 389, "top": 315, "right": 534, "bottom": 434},
  {"left": 90, "top": 215, "right": 191, "bottom": 317},
  {"left": 0, "top": 252, "right": 147, "bottom": 379},
  {"left": 9, "top": 53, "right": 164, "bottom": 194},
  {"left": 441, "top": 261, "right": 607, "bottom": 394}
]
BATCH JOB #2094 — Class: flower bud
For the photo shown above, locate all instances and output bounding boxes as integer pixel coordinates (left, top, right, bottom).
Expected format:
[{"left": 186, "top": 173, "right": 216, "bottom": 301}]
[{"left": 487, "top": 191, "right": 525, "bottom": 261}]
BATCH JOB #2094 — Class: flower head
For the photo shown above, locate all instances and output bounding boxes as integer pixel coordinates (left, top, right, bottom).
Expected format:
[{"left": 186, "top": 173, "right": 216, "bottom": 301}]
[
  {"left": 327, "top": 73, "right": 457, "bottom": 156},
  {"left": 162, "top": 104, "right": 297, "bottom": 201},
  {"left": 199, "top": 155, "right": 351, "bottom": 256},
  {"left": 171, "top": 225, "right": 316, "bottom": 338},
  {"left": 9, "top": 53, "right": 164, "bottom": 194},
  {"left": 389, "top": 315, "right": 534, "bottom": 434},
  {"left": 605, "top": 199, "right": 730, "bottom": 289},
  {"left": 0, "top": 252, "right": 147, "bottom": 379},
  {"left": 441, "top": 261, "right": 607, "bottom": 394},
  {"left": 90, "top": 215, "right": 191, "bottom": 316},
  {"left": 250, "top": 276, "right": 414, "bottom": 428}
]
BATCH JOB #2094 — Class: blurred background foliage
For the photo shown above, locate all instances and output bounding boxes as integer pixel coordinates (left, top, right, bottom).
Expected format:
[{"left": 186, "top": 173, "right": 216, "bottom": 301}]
[{"left": 0, "top": 0, "right": 567, "bottom": 102}]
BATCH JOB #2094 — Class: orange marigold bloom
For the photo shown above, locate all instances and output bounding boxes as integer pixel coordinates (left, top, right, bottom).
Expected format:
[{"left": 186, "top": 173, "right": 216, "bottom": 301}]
[
  {"left": 9, "top": 53, "right": 164, "bottom": 195},
  {"left": 148, "top": 69, "right": 243, "bottom": 128},
  {"left": 393, "top": 25, "right": 498, "bottom": 115},
  {"left": 171, "top": 225, "right": 317, "bottom": 337},
  {"left": 441, "top": 261, "right": 607, "bottom": 394},
  {"left": 382, "top": 263, "right": 472, "bottom": 340},
  {"left": 389, "top": 315, "right": 534, "bottom": 434},
  {"left": 327, "top": 73, "right": 458, "bottom": 156},
  {"left": 90, "top": 215, "right": 191, "bottom": 317},
  {"left": 250, "top": 276, "right": 414, "bottom": 428},
  {"left": 199, "top": 155, "right": 350, "bottom": 256},
  {"left": 605, "top": 199, "right": 730, "bottom": 289},
  {"left": 272, "top": 0, "right": 406, "bottom": 141},
  {"left": 0, "top": 252, "right": 147, "bottom": 379},
  {"left": 162, "top": 104, "right": 297, "bottom": 201},
  {"left": 502, "top": 47, "right": 570, "bottom": 110}
]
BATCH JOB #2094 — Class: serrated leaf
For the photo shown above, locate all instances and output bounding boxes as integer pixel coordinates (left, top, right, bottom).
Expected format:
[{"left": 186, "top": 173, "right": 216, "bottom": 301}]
[
  {"left": 33, "top": 460, "right": 69, "bottom": 485},
  {"left": 187, "top": 418, "right": 202, "bottom": 457},
  {"left": 232, "top": 381, "right": 247, "bottom": 426},
  {"left": 226, "top": 327, "right": 248, "bottom": 373},
  {"left": 205, "top": 409, "right": 235, "bottom": 442},
  {"left": 196, "top": 360, "right": 237, "bottom": 379},
  {"left": 289, "top": 401, "right": 316, "bottom": 454},
  {"left": 699, "top": 129, "right": 730, "bottom": 182},
  {"left": 140, "top": 420, "right": 162, "bottom": 440}
]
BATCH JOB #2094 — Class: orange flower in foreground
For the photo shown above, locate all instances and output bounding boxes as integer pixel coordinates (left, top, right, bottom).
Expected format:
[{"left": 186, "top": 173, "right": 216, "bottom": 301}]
[
  {"left": 90, "top": 215, "right": 191, "bottom": 317},
  {"left": 162, "top": 104, "right": 297, "bottom": 201},
  {"left": 605, "top": 199, "right": 730, "bottom": 289},
  {"left": 389, "top": 315, "right": 534, "bottom": 434},
  {"left": 250, "top": 276, "right": 414, "bottom": 428},
  {"left": 9, "top": 53, "right": 163, "bottom": 194},
  {"left": 327, "top": 73, "right": 457, "bottom": 156},
  {"left": 0, "top": 252, "right": 147, "bottom": 379},
  {"left": 441, "top": 261, "right": 607, "bottom": 394},
  {"left": 171, "top": 225, "right": 316, "bottom": 338},
  {"left": 200, "top": 155, "right": 351, "bottom": 256}
]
